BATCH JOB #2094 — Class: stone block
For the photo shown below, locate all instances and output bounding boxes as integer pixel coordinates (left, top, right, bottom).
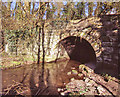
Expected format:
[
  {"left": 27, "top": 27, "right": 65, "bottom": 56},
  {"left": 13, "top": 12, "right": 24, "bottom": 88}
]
[
  {"left": 103, "top": 55, "right": 112, "bottom": 61},
  {"left": 102, "top": 42, "right": 112, "bottom": 47},
  {"left": 109, "top": 36, "right": 118, "bottom": 42},
  {"left": 97, "top": 57, "right": 103, "bottom": 62},
  {"left": 103, "top": 47, "right": 113, "bottom": 53},
  {"left": 100, "top": 36, "right": 110, "bottom": 42}
]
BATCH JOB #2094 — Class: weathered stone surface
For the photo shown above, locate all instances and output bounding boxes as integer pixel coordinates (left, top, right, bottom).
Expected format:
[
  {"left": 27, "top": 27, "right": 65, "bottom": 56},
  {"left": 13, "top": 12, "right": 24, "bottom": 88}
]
[
  {"left": 97, "top": 85, "right": 111, "bottom": 95},
  {"left": 100, "top": 36, "right": 110, "bottom": 42},
  {"left": 102, "top": 42, "right": 118, "bottom": 47},
  {"left": 103, "top": 47, "right": 114, "bottom": 53}
]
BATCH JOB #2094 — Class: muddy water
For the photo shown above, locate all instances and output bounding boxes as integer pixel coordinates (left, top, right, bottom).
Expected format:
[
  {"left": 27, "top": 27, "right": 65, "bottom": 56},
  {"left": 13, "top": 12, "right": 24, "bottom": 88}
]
[{"left": 2, "top": 59, "right": 118, "bottom": 95}]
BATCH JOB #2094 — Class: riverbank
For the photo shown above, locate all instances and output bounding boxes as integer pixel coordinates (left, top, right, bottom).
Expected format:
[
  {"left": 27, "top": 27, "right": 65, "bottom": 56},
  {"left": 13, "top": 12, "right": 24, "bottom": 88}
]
[{"left": 58, "top": 64, "right": 120, "bottom": 96}]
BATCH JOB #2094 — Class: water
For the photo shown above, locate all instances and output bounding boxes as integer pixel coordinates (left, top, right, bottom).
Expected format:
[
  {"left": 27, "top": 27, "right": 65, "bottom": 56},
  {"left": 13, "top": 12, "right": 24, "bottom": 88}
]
[{"left": 2, "top": 59, "right": 118, "bottom": 95}]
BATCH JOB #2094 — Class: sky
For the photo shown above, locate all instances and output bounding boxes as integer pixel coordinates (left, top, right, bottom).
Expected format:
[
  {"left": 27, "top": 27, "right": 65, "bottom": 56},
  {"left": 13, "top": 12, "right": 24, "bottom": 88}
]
[{"left": 8, "top": 1, "right": 98, "bottom": 18}]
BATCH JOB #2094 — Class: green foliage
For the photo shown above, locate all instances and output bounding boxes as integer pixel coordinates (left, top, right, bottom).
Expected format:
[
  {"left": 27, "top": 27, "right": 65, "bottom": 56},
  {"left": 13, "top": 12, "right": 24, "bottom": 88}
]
[
  {"left": 0, "top": 65, "right": 2, "bottom": 68},
  {"left": 101, "top": 73, "right": 117, "bottom": 82},
  {"left": 72, "top": 70, "right": 78, "bottom": 74},
  {"left": 88, "top": 2, "right": 94, "bottom": 16},
  {"left": 70, "top": 78, "right": 75, "bottom": 81},
  {"left": 1, "top": 61, "right": 22, "bottom": 69},
  {"left": 75, "top": 2, "right": 85, "bottom": 19},
  {"left": 11, "top": 61, "right": 21, "bottom": 65}
]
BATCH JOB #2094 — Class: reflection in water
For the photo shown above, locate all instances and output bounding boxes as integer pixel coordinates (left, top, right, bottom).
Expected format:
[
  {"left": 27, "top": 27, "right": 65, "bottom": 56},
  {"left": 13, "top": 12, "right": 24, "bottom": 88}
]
[{"left": 2, "top": 59, "right": 118, "bottom": 95}]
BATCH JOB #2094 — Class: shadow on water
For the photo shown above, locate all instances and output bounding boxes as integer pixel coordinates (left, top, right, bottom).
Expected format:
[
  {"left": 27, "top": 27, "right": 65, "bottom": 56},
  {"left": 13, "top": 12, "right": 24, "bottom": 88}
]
[
  {"left": 95, "top": 62, "right": 119, "bottom": 78},
  {"left": 29, "top": 64, "right": 60, "bottom": 96},
  {"left": 29, "top": 67, "right": 37, "bottom": 96},
  {"left": 2, "top": 59, "right": 119, "bottom": 96}
]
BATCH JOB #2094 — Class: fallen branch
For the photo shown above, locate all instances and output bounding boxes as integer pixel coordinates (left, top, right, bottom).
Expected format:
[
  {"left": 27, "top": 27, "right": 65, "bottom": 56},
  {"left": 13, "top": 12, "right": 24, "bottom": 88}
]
[
  {"left": 82, "top": 71, "right": 119, "bottom": 96},
  {"left": 4, "top": 81, "right": 28, "bottom": 95}
]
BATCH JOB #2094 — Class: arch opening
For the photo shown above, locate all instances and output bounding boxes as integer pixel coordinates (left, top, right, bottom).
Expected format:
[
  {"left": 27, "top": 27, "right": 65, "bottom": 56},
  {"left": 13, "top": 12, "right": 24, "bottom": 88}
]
[{"left": 59, "top": 36, "right": 97, "bottom": 69}]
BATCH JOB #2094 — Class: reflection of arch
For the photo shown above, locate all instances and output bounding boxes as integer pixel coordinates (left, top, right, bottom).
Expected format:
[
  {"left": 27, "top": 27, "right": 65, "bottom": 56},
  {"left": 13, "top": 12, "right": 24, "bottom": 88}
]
[{"left": 59, "top": 36, "right": 97, "bottom": 68}]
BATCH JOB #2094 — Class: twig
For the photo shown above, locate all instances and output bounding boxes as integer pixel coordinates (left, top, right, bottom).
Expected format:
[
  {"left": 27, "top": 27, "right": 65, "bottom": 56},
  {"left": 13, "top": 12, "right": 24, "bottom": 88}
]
[{"left": 35, "top": 86, "right": 49, "bottom": 96}]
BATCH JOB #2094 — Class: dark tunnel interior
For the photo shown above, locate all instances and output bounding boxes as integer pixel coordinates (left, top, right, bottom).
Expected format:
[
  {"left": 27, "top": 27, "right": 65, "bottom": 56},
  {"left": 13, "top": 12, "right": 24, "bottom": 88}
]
[{"left": 60, "top": 36, "right": 97, "bottom": 69}]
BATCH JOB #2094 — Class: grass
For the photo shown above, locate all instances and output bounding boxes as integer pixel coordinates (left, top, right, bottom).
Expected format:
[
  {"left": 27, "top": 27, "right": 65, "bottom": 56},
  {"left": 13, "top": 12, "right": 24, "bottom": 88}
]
[
  {"left": 11, "top": 61, "right": 21, "bottom": 64},
  {"left": 1, "top": 54, "right": 36, "bottom": 69},
  {"left": 1, "top": 61, "right": 22, "bottom": 69}
]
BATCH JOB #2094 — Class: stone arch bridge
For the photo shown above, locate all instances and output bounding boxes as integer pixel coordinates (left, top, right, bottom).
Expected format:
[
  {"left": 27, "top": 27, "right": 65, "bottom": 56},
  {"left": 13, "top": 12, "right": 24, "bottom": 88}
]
[
  {"left": 43, "top": 14, "right": 119, "bottom": 72},
  {"left": 4, "top": 14, "right": 119, "bottom": 76}
]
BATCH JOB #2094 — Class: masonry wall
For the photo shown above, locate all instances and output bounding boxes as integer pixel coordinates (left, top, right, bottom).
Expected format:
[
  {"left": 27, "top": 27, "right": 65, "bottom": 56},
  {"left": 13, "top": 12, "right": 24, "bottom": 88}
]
[{"left": 95, "top": 14, "right": 119, "bottom": 77}]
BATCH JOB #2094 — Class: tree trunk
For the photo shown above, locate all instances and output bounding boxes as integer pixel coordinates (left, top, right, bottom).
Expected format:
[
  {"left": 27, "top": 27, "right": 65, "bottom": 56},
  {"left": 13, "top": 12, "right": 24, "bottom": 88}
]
[
  {"left": 88, "top": 2, "right": 93, "bottom": 17},
  {"left": 16, "top": 39, "right": 18, "bottom": 56},
  {"left": 55, "top": 32, "right": 62, "bottom": 62},
  {"left": 41, "top": 21, "right": 45, "bottom": 81},
  {"left": 47, "top": 31, "right": 51, "bottom": 55},
  {"left": 1, "top": 30, "right": 5, "bottom": 52},
  {"left": 37, "top": 27, "right": 41, "bottom": 64}
]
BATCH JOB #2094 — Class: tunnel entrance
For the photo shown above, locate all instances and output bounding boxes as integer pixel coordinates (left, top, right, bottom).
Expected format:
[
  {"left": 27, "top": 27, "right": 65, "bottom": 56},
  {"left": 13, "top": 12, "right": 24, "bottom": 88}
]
[{"left": 60, "top": 36, "right": 97, "bottom": 69}]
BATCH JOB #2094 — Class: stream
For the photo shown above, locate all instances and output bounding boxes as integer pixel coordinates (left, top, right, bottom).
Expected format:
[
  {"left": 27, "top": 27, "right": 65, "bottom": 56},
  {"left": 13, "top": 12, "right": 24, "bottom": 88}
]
[{"left": 2, "top": 59, "right": 119, "bottom": 96}]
